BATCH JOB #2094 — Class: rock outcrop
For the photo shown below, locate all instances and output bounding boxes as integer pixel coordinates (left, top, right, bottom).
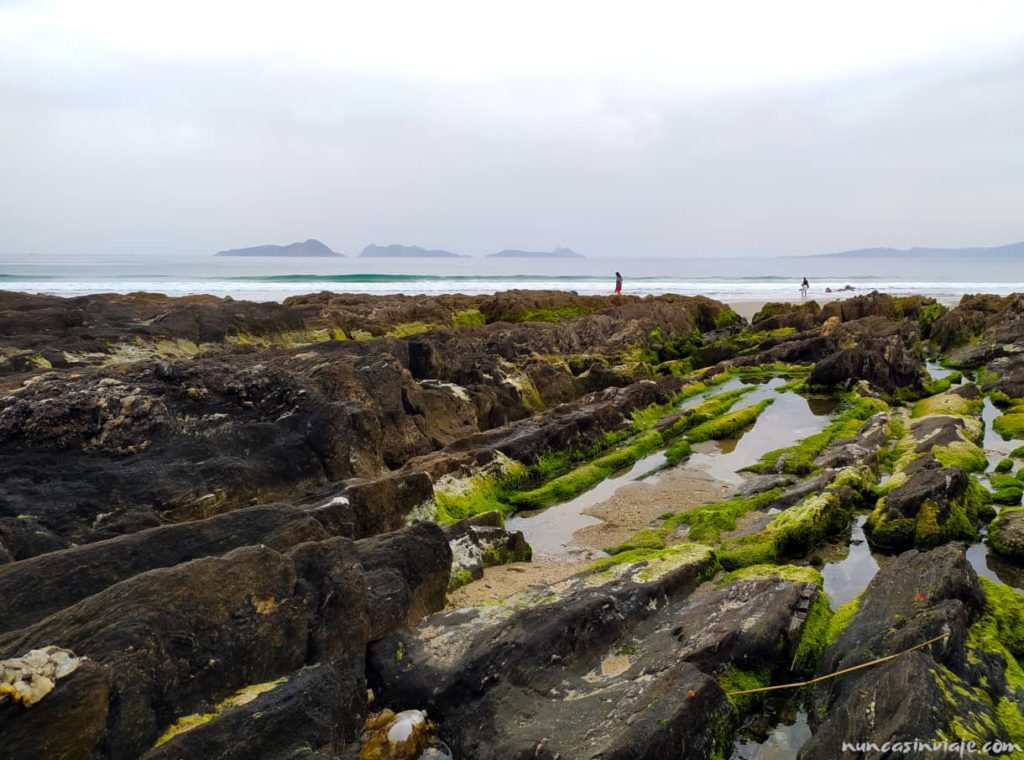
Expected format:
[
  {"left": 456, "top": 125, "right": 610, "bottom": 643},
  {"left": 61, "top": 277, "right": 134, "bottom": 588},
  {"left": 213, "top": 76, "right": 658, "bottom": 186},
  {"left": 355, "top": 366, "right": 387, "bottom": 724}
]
[
  {"left": 801, "top": 545, "right": 1022, "bottom": 758},
  {"left": 369, "top": 553, "right": 822, "bottom": 759}
]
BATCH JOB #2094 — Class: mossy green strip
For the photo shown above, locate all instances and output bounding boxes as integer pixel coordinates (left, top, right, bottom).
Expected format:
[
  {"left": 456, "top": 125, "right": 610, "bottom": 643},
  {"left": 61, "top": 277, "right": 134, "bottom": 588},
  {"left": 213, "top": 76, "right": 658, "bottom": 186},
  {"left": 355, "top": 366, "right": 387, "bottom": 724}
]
[
  {"left": 685, "top": 398, "right": 775, "bottom": 443},
  {"left": 659, "top": 489, "right": 784, "bottom": 545},
  {"left": 508, "top": 430, "right": 664, "bottom": 510},
  {"left": 745, "top": 391, "right": 887, "bottom": 476}
]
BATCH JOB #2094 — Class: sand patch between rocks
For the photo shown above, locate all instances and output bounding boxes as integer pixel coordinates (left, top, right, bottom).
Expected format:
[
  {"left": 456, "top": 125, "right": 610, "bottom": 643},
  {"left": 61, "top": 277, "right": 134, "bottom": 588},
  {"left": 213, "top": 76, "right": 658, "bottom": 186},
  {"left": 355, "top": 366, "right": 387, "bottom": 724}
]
[{"left": 574, "top": 466, "right": 733, "bottom": 551}]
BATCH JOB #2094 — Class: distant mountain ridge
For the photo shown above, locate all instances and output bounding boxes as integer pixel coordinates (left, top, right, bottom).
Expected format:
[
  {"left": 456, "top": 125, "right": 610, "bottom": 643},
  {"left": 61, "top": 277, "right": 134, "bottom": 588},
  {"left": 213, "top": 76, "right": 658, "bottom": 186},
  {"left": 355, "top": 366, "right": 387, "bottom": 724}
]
[
  {"left": 359, "top": 244, "right": 465, "bottom": 258},
  {"left": 488, "top": 247, "right": 584, "bottom": 259},
  {"left": 815, "top": 241, "right": 1024, "bottom": 258},
  {"left": 215, "top": 239, "right": 341, "bottom": 257}
]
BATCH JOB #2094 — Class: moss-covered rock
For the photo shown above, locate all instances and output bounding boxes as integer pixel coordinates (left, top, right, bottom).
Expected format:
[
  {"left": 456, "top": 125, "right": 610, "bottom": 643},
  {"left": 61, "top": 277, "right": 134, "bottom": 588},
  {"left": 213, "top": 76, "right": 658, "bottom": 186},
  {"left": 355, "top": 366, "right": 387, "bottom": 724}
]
[
  {"left": 508, "top": 430, "right": 664, "bottom": 510},
  {"left": 660, "top": 489, "right": 784, "bottom": 545},
  {"left": 864, "top": 456, "right": 987, "bottom": 550},
  {"left": 993, "top": 401, "right": 1024, "bottom": 440},
  {"left": 718, "top": 490, "right": 852, "bottom": 569},
  {"left": 995, "top": 457, "right": 1015, "bottom": 473},
  {"left": 911, "top": 389, "right": 982, "bottom": 418},
  {"left": 987, "top": 508, "right": 1024, "bottom": 563},
  {"left": 684, "top": 398, "right": 775, "bottom": 443},
  {"left": 745, "top": 391, "right": 888, "bottom": 477}
]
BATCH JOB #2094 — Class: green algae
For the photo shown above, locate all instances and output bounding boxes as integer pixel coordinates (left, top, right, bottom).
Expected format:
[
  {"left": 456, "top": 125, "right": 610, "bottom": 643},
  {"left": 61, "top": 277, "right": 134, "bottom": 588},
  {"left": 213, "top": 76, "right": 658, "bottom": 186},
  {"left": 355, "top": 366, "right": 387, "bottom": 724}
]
[
  {"left": 630, "top": 381, "right": 743, "bottom": 433},
  {"left": 519, "top": 305, "right": 593, "bottom": 323},
  {"left": 996, "top": 458, "right": 1015, "bottom": 473},
  {"left": 911, "top": 390, "right": 982, "bottom": 418},
  {"left": 865, "top": 475, "right": 988, "bottom": 551},
  {"left": 606, "top": 529, "right": 667, "bottom": 554},
  {"left": 823, "top": 595, "right": 861, "bottom": 648},
  {"left": 452, "top": 308, "right": 486, "bottom": 327},
  {"left": 664, "top": 438, "right": 692, "bottom": 467},
  {"left": 589, "top": 542, "right": 717, "bottom": 583},
  {"left": 988, "top": 508, "right": 1024, "bottom": 562},
  {"left": 718, "top": 491, "right": 851, "bottom": 570},
  {"left": 994, "top": 408, "right": 1024, "bottom": 441},
  {"left": 745, "top": 392, "right": 887, "bottom": 476},
  {"left": 508, "top": 430, "right": 664, "bottom": 510},
  {"left": 718, "top": 666, "right": 771, "bottom": 712},
  {"left": 719, "top": 563, "right": 821, "bottom": 586},
  {"left": 660, "top": 489, "right": 784, "bottom": 545},
  {"left": 629, "top": 380, "right": 715, "bottom": 431},
  {"left": 921, "top": 370, "right": 963, "bottom": 397},
  {"left": 447, "top": 566, "right": 476, "bottom": 592},
  {"left": 991, "top": 487, "right": 1024, "bottom": 506},
  {"left": 685, "top": 398, "right": 775, "bottom": 443},
  {"left": 963, "top": 579, "right": 1024, "bottom": 748},
  {"left": 155, "top": 676, "right": 288, "bottom": 746},
  {"left": 661, "top": 387, "right": 756, "bottom": 437},
  {"left": 792, "top": 585, "right": 834, "bottom": 673},
  {"left": 932, "top": 439, "right": 989, "bottom": 473},
  {"left": 970, "top": 578, "right": 1024, "bottom": 684}
]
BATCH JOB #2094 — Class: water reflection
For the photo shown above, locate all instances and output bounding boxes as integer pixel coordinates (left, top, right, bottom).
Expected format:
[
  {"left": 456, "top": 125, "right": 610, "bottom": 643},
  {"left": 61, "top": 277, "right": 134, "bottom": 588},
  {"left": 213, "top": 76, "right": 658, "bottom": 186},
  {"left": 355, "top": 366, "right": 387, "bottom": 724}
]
[
  {"left": 966, "top": 538, "right": 1024, "bottom": 593},
  {"left": 982, "top": 396, "right": 1018, "bottom": 465},
  {"left": 815, "top": 515, "right": 891, "bottom": 606},
  {"left": 686, "top": 382, "right": 838, "bottom": 486},
  {"left": 925, "top": 360, "right": 957, "bottom": 382},
  {"left": 730, "top": 701, "right": 811, "bottom": 760}
]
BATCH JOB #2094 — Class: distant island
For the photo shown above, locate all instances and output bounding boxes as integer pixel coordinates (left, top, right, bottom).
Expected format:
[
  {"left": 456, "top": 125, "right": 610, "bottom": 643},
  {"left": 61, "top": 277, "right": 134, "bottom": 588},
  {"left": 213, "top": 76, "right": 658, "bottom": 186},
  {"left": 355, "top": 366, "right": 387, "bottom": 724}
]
[
  {"left": 359, "top": 243, "right": 465, "bottom": 258},
  {"left": 814, "top": 241, "right": 1024, "bottom": 258},
  {"left": 215, "top": 239, "right": 342, "bottom": 257},
  {"left": 487, "top": 247, "right": 584, "bottom": 259}
]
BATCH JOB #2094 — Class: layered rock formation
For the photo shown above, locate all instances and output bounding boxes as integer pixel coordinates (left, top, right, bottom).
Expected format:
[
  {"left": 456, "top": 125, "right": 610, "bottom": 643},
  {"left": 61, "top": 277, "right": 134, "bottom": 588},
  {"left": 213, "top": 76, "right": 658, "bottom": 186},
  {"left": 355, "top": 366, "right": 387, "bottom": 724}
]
[{"left": 2, "top": 288, "right": 1024, "bottom": 758}]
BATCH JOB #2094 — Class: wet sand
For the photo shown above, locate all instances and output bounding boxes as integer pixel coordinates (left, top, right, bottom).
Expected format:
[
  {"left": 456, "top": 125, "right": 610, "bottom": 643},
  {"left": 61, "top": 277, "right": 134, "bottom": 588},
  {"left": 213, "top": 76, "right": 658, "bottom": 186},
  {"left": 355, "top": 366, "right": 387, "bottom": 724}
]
[
  {"left": 449, "top": 466, "right": 733, "bottom": 608},
  {"left": 575, "top": 467, "right": 732, "bottom": 551},
  {"left": 446, "top": 560, "right": 593, "bottom": 608},
  {"left": 729, "top": 297, "right": 846, "bottom": 322}
]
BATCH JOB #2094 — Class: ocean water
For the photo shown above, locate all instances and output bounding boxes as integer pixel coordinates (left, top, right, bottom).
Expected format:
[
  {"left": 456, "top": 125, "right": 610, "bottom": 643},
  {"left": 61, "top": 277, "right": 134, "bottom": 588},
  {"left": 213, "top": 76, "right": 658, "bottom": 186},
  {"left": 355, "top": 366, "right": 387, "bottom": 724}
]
[{"left": 1, "top": 251, "right": 1022, "bottom": 304}]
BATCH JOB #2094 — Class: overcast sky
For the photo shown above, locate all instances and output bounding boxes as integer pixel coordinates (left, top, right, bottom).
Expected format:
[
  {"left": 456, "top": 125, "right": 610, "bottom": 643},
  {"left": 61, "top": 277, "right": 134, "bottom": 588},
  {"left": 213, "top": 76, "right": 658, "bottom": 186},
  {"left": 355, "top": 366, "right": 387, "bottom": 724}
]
[{"left": 2, "top": 1, "right": 1023, "bottom": 258}]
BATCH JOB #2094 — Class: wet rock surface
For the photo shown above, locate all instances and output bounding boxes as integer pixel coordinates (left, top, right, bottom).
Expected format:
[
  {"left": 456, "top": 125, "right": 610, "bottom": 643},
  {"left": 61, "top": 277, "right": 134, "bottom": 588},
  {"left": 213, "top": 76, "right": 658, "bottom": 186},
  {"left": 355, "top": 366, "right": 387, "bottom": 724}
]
[
  {"left": 3, "top": 288, "right": 1024, "bottom": 758},
  {"left": 369, "top": 554, "right": 819, "bottom": 759},
  {"left": 801, "top": 545, "right": 1022, "bottom": 759},
  {"left": 988, "top": 508, "right": 1024, "bottom": 564}
]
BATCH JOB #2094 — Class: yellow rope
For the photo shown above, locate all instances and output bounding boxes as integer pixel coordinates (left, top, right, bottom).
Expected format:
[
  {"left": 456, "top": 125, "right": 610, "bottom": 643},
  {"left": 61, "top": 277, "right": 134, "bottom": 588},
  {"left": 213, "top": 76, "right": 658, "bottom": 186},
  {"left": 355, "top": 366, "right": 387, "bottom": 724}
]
[{"left": 726, "top": 631, "right": 951, "bottom": 696}]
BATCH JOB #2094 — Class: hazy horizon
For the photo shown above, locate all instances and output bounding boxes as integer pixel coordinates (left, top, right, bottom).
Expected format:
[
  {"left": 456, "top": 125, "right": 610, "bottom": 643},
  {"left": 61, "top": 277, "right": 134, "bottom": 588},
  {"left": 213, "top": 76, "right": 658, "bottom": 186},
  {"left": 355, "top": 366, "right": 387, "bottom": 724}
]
[{"left": 2, "top": 1, "right": 1024, "bottom": 259}]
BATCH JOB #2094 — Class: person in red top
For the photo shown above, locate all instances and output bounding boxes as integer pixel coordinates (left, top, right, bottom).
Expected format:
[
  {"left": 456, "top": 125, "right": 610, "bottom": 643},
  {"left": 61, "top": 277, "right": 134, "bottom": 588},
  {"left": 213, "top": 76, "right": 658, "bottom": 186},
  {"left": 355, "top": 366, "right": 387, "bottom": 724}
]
[{"left": 615, "top": 272, "right": 623, "bottom": 294}]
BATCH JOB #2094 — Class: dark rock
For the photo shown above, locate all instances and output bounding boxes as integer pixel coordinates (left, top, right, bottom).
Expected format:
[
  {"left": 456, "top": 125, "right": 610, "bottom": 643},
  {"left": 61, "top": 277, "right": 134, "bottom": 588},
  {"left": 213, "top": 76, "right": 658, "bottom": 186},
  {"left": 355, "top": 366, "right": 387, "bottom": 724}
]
[
  {"left": 808, "top": 339, "right": 924, "bottom": 392},
  {"left": 142, "top": 660, "right": 365, "bottom": 760},
  {"left": 368, "top": 552, "right": 820, "bottom": 759},
  {"left": 987, "top": 508, "right": 1024, "bottom": 564},
  {"left": 0, "top": 539, "right": 368, "bottom": 759},
  {"left": 0, "top": 293, "right": 721, "bottom": 546},
  {"left": 865, "top": 455, "right": 983, "bottom": 550},
  {"left": 0, "top": 659, "right": 112, "bottom": 760},
  {"left": 814, "top": 412, "right": 889, "bottom": 471},
  {"left": 982, "top": 354, "right": 1024, "bottom": 399},
  {"left": 819, "top": 291, "right": 897, "bottom": 323},
  {"left": 0, "top": 499, "right": 353, "bottom": 635},
  {"left": 0, "top": 517, "right": 67, "bottom": 564},
  {"left": 445, "top": 512, "right": 532, "bottom": 587},
  {"left": 801, "top": 545, "right": 992, "bottom": 759},
  {"left": 931, "top": 293, "right": 1015, "bottom": 353},
  {"left": 356, "top": 522, "right": 452, "bottom": 641},
  {"left": 750, "top": 301, "right": 821, "bottom": 332}
]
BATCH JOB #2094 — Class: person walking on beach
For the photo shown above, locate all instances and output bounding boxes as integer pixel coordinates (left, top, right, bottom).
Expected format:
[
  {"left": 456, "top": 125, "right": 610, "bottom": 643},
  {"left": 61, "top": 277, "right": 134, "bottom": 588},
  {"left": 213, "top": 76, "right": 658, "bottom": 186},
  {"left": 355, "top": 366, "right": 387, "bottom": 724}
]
[
  {"left": 615, "top": 272, "right": 623, "bottom": 294},
  {"left": 800, "top": 277, "right": 809, "bottom": 298}
]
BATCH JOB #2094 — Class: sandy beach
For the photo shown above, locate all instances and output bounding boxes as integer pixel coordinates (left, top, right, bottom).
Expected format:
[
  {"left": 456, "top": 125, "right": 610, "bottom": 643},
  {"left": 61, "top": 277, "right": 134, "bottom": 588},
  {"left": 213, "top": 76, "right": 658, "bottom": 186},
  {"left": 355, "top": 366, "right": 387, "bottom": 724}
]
[{"left": 729, "top": 298, "right": 834, "bottom": 322}]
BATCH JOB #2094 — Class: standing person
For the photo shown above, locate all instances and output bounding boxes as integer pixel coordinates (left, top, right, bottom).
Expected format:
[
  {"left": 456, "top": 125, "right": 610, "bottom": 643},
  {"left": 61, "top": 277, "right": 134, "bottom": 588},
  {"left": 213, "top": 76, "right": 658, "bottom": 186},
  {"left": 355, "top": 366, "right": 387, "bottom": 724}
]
[
  {"left": 800, "top": 277, "right": 809, "bottom": 298},
  {"left": 615, "top": 271, "right": 623, "bottom": 294}
]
